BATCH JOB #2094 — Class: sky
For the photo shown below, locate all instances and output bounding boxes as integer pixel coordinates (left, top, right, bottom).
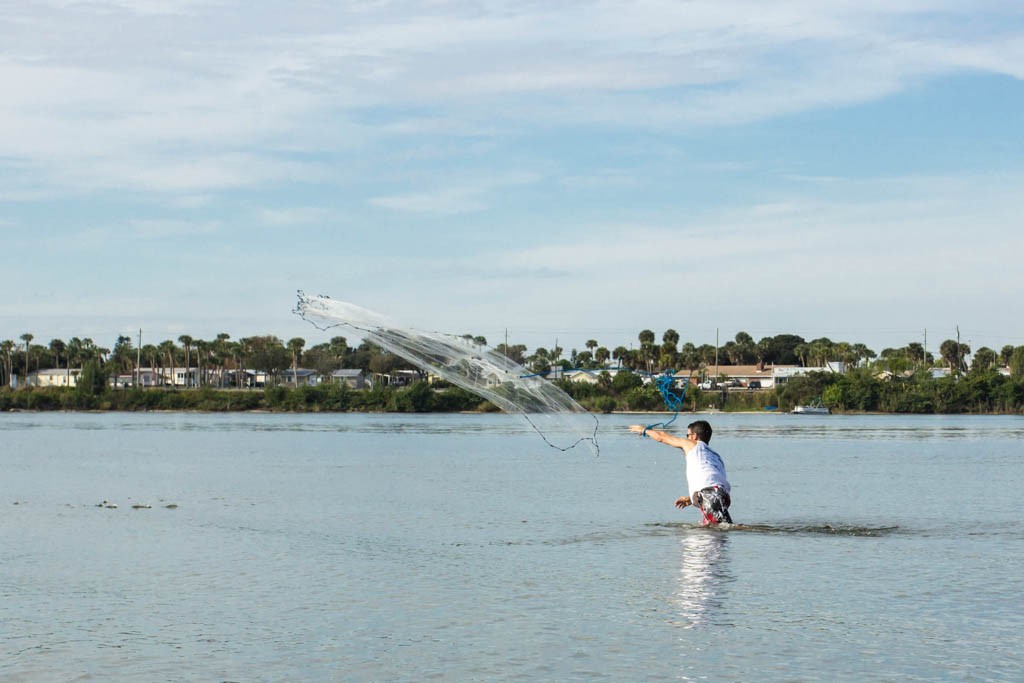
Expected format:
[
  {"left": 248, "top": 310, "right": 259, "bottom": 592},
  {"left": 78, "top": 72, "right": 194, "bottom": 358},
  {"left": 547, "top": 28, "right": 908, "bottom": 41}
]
[{"left": 3, "top": 0, "right": 1024, "bottom": 359}]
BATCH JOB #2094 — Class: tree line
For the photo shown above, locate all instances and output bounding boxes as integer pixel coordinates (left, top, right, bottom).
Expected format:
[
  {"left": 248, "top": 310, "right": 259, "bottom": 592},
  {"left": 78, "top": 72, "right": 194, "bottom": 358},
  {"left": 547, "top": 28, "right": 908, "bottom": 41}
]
[
  {"left": 4, "top": 328, "right": 1024, "bottom": 385},
  {"left": 3, "top": 328, "right": 1024, "bottom": 414}
]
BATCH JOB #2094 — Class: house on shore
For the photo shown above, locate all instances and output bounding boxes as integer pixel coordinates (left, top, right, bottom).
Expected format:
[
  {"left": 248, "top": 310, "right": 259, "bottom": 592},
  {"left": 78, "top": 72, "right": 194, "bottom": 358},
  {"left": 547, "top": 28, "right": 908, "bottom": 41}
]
[
  {"left": 678, "top": 364, "right": 781, "bottom": 388},
  {"left": 163, "top": 367, "right": 201, "bottom": 387},
  {"left": 27, "top": 368, "right": 81, "bottom": 388},
  {"left": 283, "top": 369, "right": 320, "bottom": 387},
  {"left": 373, "top": 369, "right": 421, "bottom": 387},
  {"left": 332, "top": 369, "right": 370, "bottom": 389},
  {"left": 564, "top": 368, "right": 627, "bottom": 384},
  {"left": 770, "top": 362, "right": 845, "bottom": 387},
  {"left": 111, "top": 369, "right": 163, "bottom": 388}
]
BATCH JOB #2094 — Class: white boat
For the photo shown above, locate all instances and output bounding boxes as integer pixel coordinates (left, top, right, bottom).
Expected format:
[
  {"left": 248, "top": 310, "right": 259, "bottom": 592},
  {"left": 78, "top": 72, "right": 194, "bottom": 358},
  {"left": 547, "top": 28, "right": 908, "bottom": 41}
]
[{"left": 792, "top": 398, "right": 830, "bottom": 415}]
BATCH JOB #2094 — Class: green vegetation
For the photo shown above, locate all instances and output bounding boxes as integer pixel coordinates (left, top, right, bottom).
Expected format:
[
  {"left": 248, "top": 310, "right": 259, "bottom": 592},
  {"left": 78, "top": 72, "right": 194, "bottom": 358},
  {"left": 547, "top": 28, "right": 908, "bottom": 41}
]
[{"left": 0, "top": 381, "right": 488, "bottom": 413}]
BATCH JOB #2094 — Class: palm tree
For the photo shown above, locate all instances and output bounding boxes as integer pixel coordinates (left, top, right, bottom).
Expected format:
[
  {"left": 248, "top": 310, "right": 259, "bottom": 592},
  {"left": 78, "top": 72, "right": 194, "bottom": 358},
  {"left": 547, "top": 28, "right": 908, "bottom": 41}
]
[
  {"left": 808, "top": 338, "right": 834, "bottom": 368},
  {"left": 142, "top": 344, "right": 159, "bottom": 386},
  {"left": 733, "top": 331, "right": 755, "bottom": 364},
  {"left": 287, "top": 337, "right": 305, "bottom": 387},
  {"left": 662, "top": 329, "right": 680, "bottom": 347},
  {"left": 638, "top": 330, "right": 655, "bottom": 373},
  {"left": 971, "top": 347, "right": 998, "bottom": 373},
  {"left": 957, "top": 343, "right": 971, "bottom": 374},
  {"left": 327, "top": 336, "right": 349, "bottom": 370},
  {"left": 794, "top": 343, "right": 810, "bottom": 367},
  {"left": 658, "top": 348, "right": 676, "bottom": 372},
  {"left": 46, "top": 338, "right": 66, "bottom": 387},
  {"left": 939, "top": 339, "right": 959, "bottom": 371},
  {"left": 20, "top": 333, "right": 33, "bottom": 387},
  {"left": 49, "top": 339, "right": 66, "bottom": 370},
  {"left": 680, "top": 342, "right": 701, "bottom": 380},
  {"left": 661, "top": 329, "right": 680, "bottom": 368},
  {"left": 756, "top": 337, "right": 772, "bottom": 369},
  {"left": 834, "top": 342, "right": 852, "bottom": 368},
  {"left": 1, "top": 339, "right": 14, "bottom": 386},
  {"left": 550, "top": 344, "right": 563, "bottom": 364},
  {"left": 851, "top": 343, "right": 874, "bottom": 368},
  {"left": 223, "top": 340, "right": 242, "bottom": 387},
  {"left": 213, "top": 333, "right": 231, "bottom": 387},
  {"left": 65, "top": 337, "right": 84, "bottom": 386},
  {"left": 239, "top": 337, "right": 256, "bottom": 388},
  {"left": 80, "top": 338, "right": 100, "bottom": 363},
  {"left": 110, "top": 336, "right": 134, "bottom": 376},
  {"left": 1000, "top": 345, "right": 1015, "bottom": 368},
  {"left": 723, "top": 341, "right": 744, "bottom": 365},
  {"left": 529, "top": 347, "right": 550, "bottom": 373},
  {"left": 178, "top": 335, "right": 194, "bottom": 387},
  {"left": 1010, "top": 347, "right": 1024, "bottom": 378},
  {"left": 159, "top": 340, "right": 178, "bottom": 386},
  {"left": 194, "top": 339, "right": 209, "bottom": 387}
]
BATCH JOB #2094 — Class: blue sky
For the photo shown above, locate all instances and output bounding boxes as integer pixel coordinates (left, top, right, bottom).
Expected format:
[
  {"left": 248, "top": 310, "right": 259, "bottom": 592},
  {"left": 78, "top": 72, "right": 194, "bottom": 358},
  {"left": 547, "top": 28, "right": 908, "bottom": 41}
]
[{"left": 3, "top": 1, "right": 1024, "bottom": 358}]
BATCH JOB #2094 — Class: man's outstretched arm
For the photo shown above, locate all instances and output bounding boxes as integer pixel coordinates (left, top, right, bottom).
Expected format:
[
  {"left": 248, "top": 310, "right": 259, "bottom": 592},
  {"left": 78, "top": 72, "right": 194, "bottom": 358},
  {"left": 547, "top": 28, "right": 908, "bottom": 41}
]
[{"left": 628, "top": 425, "right": 695, "bottom": 452}]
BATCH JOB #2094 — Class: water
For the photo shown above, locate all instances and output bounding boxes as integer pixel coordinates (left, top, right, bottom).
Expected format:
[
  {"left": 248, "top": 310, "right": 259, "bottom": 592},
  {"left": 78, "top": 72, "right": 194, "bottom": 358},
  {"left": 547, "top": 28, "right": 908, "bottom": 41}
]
[{"left": 2, "top": 412, "right": 1022, "bottom": 682}]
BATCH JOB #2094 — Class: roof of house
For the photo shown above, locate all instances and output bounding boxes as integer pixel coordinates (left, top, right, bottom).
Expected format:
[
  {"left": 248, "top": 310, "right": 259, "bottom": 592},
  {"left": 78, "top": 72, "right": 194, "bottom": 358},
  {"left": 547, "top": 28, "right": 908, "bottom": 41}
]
[
  {"left": 332, "top": 369, "right": 367, "bottom": 377},
  {"left": 564, "top": 368, "right": 626, "bottom": 382},
  {"left": 680, "top": 364, "right": 793, "bottom": 379},
  {"left": 30, "top": 368, "right": 78, "bottom": 376},
  {"left": 772, "top": 364, "right": 840, "bottom": 378}
]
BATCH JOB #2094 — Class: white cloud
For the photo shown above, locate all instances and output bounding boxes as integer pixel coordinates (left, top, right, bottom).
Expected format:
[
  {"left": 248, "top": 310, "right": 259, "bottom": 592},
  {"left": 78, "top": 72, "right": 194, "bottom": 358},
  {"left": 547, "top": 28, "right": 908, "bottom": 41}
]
[
  {"left": 559, "top": 169, "right": 639, "bottom": 190},
  {"left": 128, "top": 219, "right": 220, "bottom": 238},
  {"left": 254, "top": 206, "right": 333, "bottom": 226},
  {"left": 1, "top": 1, "right": 1021, "bottom": 198},
  {"left": 370, "top": 171, "right": 541, "bottom": 214},
  {"left": 369, "top": 187, "right": 489, "bottom": 215}
]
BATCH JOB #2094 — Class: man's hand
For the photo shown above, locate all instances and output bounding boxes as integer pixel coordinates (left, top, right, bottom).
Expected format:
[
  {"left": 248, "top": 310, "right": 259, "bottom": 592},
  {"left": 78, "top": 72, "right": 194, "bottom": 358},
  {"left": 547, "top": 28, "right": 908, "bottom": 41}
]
[
  {"left": 628, "top": 424, "right": 646, "bottom": 434},
  {"left": 675, "top": 496, "right": 692, "bottom": 509}
]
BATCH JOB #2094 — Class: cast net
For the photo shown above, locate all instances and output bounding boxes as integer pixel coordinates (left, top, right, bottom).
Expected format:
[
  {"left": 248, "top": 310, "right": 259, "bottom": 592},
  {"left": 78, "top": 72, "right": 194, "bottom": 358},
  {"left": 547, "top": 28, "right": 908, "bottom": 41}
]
[{"left": 294, "top": 292, "right": 599, "bottom": 455}]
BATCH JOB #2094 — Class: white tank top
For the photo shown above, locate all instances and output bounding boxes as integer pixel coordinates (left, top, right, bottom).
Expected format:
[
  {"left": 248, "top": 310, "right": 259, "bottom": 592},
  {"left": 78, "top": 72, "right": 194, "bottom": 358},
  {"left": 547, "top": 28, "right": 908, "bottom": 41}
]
[{"left": 685, "top": 441, "right": 730, "bottom": 496}]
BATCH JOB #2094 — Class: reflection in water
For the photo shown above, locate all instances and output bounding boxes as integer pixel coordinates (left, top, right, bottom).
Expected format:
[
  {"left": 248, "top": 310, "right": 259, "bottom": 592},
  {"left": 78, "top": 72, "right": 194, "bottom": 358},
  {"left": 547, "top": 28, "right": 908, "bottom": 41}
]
[{"left": 672, "top": 530, "right": 731, "bottom": 628}]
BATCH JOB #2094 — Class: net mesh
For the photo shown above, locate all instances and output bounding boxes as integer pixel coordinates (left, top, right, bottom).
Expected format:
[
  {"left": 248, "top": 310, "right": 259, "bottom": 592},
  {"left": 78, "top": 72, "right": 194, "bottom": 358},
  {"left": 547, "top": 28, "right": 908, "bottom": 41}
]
[{"left": 294, "top": 292, "right": 599, "bottom": 455}]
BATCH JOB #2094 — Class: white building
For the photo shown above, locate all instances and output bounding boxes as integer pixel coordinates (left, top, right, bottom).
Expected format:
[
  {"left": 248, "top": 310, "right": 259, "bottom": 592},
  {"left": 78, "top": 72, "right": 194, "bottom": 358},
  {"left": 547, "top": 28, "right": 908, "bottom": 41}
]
[
  {"left": 772, "top": 362, "right": 845, "bottom": 386},
  {"left": 28, "top": 368, "right": 81, "bottom": 388},
  {"left": 111, "top": 370, "right": 163, "bottom": 388}
]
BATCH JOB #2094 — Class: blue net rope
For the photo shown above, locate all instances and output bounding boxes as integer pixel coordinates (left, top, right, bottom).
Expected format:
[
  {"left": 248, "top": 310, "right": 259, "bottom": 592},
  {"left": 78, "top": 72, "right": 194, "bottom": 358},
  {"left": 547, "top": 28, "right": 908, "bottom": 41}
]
[{"left": 644, "top": 369, "right": 688, "bottom": 434}]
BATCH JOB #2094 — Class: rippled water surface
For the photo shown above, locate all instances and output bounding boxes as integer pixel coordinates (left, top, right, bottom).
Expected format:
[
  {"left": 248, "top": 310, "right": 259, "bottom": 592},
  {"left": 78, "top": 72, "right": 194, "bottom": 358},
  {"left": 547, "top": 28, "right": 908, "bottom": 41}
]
[{"left": 3, "top": 412, "right": 1022, "bottom": 682}]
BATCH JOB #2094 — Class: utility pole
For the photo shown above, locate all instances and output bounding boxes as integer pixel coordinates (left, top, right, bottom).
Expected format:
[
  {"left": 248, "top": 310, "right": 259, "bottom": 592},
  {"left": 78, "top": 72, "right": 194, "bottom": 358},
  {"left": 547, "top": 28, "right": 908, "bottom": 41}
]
[
  {"left": 136, "top": 329, "right": 142, "bottom": 388},
  {"left": 714, "top": 328, "right": 719, "bottom": 383},
  {"left": 956, "top": 325, "right": 961, "bottom": 374}
]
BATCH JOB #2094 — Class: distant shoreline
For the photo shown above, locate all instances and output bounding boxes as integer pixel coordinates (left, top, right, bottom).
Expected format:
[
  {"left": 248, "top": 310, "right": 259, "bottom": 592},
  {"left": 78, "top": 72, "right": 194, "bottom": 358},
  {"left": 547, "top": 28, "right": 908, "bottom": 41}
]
[
  {"left": 3, "top": 380, "right": 1022, "bottom": 416},
  {"left": 2, "top": 406, "right": 1019, "bottom": 417}
]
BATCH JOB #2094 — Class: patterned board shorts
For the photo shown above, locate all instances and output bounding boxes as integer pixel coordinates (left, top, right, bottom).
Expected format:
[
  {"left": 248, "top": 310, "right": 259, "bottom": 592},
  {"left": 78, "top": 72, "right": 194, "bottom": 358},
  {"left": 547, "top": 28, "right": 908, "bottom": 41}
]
[{"left": 693, "top": 486, "right": 732, "bottom": 525}]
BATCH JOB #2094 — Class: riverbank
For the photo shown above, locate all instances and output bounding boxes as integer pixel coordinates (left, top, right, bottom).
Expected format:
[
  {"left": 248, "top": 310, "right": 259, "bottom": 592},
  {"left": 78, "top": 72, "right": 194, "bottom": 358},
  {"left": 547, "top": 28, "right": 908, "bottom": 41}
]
[{"left": 3, "top": 381, "right": 1022, "bottom": 415}]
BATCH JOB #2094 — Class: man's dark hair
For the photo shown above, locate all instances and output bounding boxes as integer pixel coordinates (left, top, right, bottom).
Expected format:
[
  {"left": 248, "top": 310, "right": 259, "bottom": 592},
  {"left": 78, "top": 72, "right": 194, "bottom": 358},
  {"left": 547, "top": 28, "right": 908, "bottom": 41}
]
[{"left": 688, "top": 420, "right": 713, "bottom": 443}]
